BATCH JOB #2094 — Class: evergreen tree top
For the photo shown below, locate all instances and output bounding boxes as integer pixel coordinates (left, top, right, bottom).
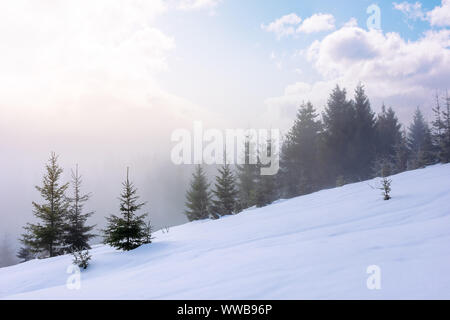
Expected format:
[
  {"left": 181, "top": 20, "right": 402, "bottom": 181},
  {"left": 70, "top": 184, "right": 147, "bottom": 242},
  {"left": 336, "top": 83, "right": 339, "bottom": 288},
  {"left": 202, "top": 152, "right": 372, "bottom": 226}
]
[
  {"left": 353, "top": 83, "right": 375, "bottom": 124},
  {"left": 323, "top": 85, "right": 355, "bottom": 133},
  {"left": 23, "top": 152, "right": 70, "bottom": 257},
  {"left": 119, "top": 167, "right": 146, "bottom": 216},
  {"left": 212, "top": 163, "right": 238, "bottom": 217},
  {"left": 65, "top": 164, "right": 95, "bottom": 252},
  {"left": 285, "top": 102, "right": 322, "bottom": 145},
  {"left": 34, "top": 152, "right": 69, "bottom": 205},
  {"left": 185, "top": 165, "right": 211, "bottom": 221},
  {"left": 327, "top": 85, "right": 347, "bottom": 106}
]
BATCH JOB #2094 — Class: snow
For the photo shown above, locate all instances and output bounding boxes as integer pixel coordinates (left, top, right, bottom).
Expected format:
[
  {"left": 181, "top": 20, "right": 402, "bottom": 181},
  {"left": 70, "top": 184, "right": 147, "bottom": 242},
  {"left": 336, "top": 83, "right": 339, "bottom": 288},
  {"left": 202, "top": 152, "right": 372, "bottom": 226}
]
[{"left": 1, "top": 164, "right": 450, "bottom": 299}]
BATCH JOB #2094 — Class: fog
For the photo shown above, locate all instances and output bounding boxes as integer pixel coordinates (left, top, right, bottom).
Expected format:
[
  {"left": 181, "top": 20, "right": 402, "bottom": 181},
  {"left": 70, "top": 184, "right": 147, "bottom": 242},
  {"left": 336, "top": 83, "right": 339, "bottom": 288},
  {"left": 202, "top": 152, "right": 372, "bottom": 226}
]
[
  {"left": 0, "top": 76, "right": 276, "bottom": 266},
  {"left": 0, "top": 0, "right": 228, "bottom": 266},
  {"left": 1, "top": 0, "right": 443, "bottom": 267},
  {"left": 0, "top": 92, "right": 221, "bottom": 263}
]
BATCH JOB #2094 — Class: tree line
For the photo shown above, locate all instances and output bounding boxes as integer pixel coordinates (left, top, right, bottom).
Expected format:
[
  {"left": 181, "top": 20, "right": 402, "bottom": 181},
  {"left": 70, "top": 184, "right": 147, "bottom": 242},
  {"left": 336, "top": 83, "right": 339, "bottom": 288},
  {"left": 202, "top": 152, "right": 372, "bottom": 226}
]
[
  {"left": 16, "top": 83, "right": 450, "bottom": 261},
  {"left": 18, "top": 153, "right": 152, "bottom": 263},
  {"left": 184, "top": 84, "right": 450, "bottom": 221}
]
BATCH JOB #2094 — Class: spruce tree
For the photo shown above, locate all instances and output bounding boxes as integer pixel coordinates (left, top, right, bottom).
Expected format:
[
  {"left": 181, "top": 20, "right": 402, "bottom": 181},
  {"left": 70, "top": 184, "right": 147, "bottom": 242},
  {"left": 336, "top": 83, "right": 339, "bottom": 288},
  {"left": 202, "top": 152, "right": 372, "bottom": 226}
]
[
  {"left": 64, "top": 165, "right": 95, "bottom": 252},
  {"left": 255, "top": 175, "right": 277, "bottom": 208},
  {"left": 280, "top": 102, "right": 323, "bottom": 198},
  {"left": 212, "top": 163, "right": 239, "bottom": 217},
  {"left": 379, "top": 176, "right": 392, "bottom": 201},
  {"left": 351, "top": 83, "right": 377, "bottom": 180},
  {"left": 21, "top": 152, "right": 69, "bottom": 257},
  {"left": 374, "top": 105, "right": 403, "bottom": 171},
  {"left": 440, "top": 91, "right": 450, "bottom": 163},
  {"left": 322, "top": 85, "right": 356, "bottom": 184},
  {"left": 17, "top": 246, "right": 33, "bottom": 263},
  {"left": 236, "top": 136, "right": 258, "bottom": 210},
  {"left": 103, "top": 168, "right": 150, "bottom": 251},
  {"left": 407, "top": 108, "right": 435, "bottom": 169},
  {"left": 184, "top": 165, "right": 211, "bottom": 221},
  {"left": 255, "top": 169, "right": 277, "bottom": 207},
  {"left": 431, "top": 92, "right": 444, "bottom": 160},
  {"left": 255, "top": 139, "right": 279, "bottom": 207},
  {"left": 393, "top": 129, "right": 409, "bottom": 173},
  {"left": 72, "top": 250, "right": 91, "bottom": 269}
]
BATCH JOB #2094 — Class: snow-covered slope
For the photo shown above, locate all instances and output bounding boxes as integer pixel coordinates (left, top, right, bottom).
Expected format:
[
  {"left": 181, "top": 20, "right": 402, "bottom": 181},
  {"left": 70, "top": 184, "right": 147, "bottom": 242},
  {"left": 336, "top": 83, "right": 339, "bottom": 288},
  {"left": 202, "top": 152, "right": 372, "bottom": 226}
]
[{"left": 1, "top": 164, "right": 450, "bottom": 299}]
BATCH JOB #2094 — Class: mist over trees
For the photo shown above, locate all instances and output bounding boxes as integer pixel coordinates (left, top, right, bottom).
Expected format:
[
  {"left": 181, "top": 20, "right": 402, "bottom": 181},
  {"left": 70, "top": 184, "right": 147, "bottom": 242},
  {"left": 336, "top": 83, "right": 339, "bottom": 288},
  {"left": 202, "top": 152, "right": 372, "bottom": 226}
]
[
  {"left": 184, "top": 84, "right": 450, "bottom": 221},
  {"left": 280, "top": 101, "right": 323, "bottom": 197},
  {"left": 0, "top": 235, "right": 17, "bottom": 268},
  {"left": 275, "top": 84, "right": 447, "bottom": 199},
  {"left": 373, "top": 104, "right": 404, "bottom": 176},
  {"left": 6, "top": 83, "right": 450, "bottom": 265},
  {"left": 211, "top": 163, "right": 239, "bottom": 217},
  {"left": 236, "top": 138, "right": 258, "bottom": 211},
  {"left": 408, "top": 108, "right": 434, "bottom": 169},
  {"left": 432, "top": 91, "right": 450, "bottom": 163},
  {"left": 255, "top": 139, "right": 279, "bottom": 208},
  {"left": 184, "top": 165, "right": 212, "bottom": 221}
]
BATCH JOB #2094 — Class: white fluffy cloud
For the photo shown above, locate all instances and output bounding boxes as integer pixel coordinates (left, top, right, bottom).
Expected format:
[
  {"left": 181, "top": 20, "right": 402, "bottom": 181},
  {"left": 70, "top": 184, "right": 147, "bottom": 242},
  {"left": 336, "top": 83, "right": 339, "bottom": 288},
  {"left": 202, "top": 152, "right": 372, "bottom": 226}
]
[
  {"left": 0, "top": 0, "right": 173, "bottom": 87},
  {"left": 427, "top": 0, "right": 450, "bottom": 26},
  {"left": 393, "top": 2, "right": 425, "bottom": 21},
  {"left": 394, "top": 0, "right": 450, "bottom": 27},
  {"left": 344, "top": 18, "right": 359, "bottom": 28},
  {"left": 262, "top": 13, "right": 335, "bottom": 38},
  {"left": 307, "top": 26, "right": 450, "bottom": 94},
  {"left": 261, "top": 13, "right": 302, "bottom": 39},
  {"left": 265, "top": 23, "right": 450, "bottom": 125},
  {"left": 297, "top": 14, "right": 335, "bottom": 34}
]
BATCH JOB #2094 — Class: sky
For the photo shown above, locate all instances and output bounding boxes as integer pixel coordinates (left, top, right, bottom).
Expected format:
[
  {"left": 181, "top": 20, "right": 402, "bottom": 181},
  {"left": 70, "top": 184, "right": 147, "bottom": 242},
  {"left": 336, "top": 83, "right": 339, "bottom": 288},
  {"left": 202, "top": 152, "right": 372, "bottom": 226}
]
[
  {"left": 157, "top": 0, "right": 450, "bottom": 127},
  {"left": 1, "top": 0, "right": 449, "bottom": 263}
]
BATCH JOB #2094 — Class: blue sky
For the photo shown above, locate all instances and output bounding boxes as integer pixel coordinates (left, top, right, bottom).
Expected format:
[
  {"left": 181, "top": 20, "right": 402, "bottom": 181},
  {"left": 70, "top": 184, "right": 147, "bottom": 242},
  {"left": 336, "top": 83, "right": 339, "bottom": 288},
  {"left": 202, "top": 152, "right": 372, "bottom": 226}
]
[{"left": 154, "top": 0, "right": 450, "bottom": 128}]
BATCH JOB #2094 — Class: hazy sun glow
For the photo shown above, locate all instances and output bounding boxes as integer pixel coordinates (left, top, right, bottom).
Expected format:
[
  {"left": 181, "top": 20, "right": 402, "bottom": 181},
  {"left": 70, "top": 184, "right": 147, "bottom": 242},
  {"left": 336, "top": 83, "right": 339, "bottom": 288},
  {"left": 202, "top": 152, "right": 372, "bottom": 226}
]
[{"left": 1, "top": 0, "right": 450, "bottom": 260}]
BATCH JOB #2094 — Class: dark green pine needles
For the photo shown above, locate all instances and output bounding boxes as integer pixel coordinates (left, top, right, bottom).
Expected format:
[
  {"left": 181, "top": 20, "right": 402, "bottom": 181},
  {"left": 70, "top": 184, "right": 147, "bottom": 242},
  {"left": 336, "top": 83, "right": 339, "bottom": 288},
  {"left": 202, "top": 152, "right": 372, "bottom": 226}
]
[
  {"left": 21, "top": 152, "right": 69, "bottom": 257},
  {"left": 184, "top": 165, "right": 211, "bottom": 221},
  {"left": 103, "top": 168, "right": 151, "bottom": 251},
  {"left": 64, "top": 164, "right": 95, "bottom": 252}
]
